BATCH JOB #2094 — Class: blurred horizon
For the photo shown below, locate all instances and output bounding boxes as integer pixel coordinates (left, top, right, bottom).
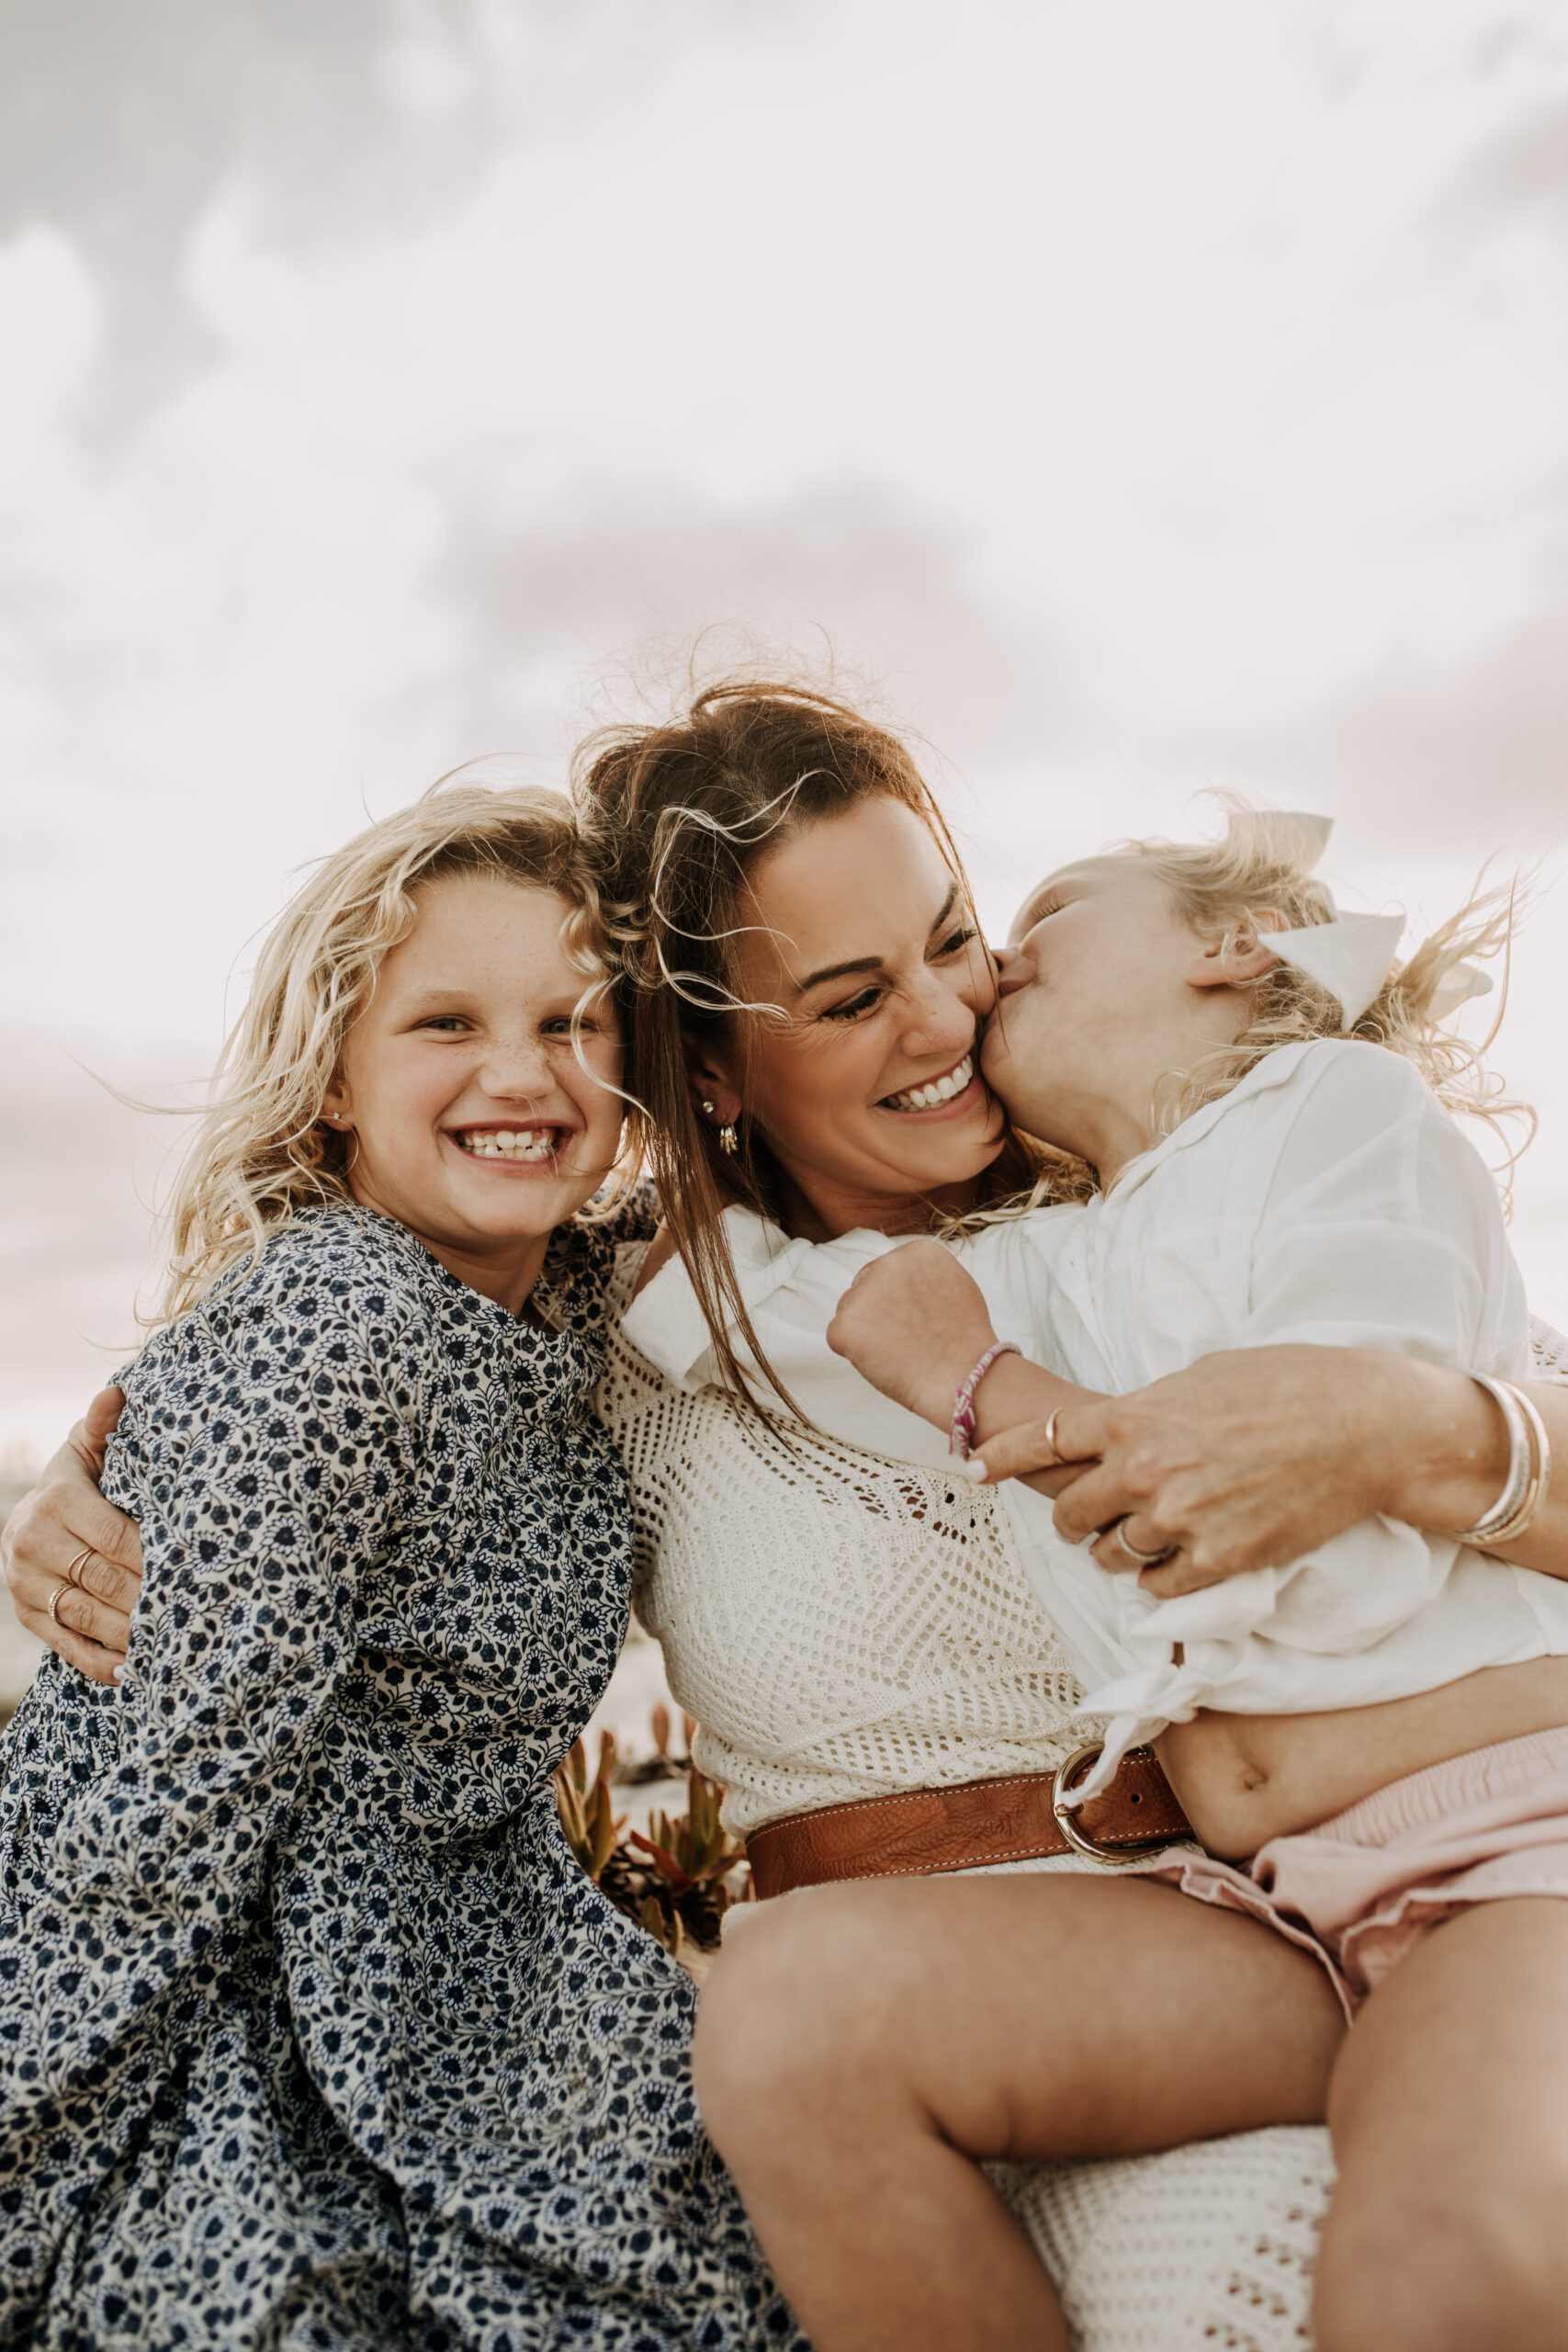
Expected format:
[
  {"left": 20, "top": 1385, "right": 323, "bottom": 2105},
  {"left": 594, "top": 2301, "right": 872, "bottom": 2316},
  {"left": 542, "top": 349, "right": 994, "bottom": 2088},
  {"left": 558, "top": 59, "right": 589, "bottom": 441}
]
[{"left": 3, "top": 0, "right": 1566, "bottom": 1464}]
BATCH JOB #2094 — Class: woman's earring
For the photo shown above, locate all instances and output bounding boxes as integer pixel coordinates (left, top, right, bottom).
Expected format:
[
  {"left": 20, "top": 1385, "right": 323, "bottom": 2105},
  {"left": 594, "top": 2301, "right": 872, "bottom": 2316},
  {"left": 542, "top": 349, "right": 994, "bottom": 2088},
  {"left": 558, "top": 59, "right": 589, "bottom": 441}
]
[
  {"left": 718, "top": 1124, "right": 739, "bottom": 1157},
  {"left": 701, "top": 1100, "right": 716, "bottom": 1116}
]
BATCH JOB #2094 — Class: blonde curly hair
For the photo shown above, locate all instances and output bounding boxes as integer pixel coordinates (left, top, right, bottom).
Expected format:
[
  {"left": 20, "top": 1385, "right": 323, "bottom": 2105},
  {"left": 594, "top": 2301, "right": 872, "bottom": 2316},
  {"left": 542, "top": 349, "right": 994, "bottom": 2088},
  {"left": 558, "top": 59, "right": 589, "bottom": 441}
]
[
  {"left": 943, "top": 797, "right": 1530, "bottom": 1234},
  {"left": 155, "top": 779, "right": 618, "bottom": 1324},
  {"left": 1125, "top": 799, "right": 1529, "bottom": 1148}
]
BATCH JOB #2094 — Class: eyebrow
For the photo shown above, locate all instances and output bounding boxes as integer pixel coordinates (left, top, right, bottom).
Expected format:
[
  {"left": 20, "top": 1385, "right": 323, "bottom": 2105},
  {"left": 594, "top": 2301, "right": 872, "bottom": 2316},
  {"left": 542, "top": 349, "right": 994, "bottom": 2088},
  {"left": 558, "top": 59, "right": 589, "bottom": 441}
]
[{"left": 793, "top": 879, "right": 961, "bottom": 995}]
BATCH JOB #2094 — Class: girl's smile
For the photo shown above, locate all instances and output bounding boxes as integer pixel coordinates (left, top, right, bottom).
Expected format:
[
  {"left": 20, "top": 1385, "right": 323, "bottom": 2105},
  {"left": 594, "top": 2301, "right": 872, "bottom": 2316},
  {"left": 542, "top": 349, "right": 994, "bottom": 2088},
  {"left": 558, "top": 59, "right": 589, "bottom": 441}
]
[
  {"left": 324, "top": 870, "right": 624, "bottom": 1312},
  {"left": 447, "top": 1120, "right": 577, "bottom": 1167}
]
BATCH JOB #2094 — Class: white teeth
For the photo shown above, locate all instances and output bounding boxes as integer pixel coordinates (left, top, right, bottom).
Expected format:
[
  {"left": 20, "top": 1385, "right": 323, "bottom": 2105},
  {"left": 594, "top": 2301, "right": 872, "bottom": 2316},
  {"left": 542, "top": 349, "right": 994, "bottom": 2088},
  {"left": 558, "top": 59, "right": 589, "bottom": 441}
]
[
  {"left": 458, "top": 1128, "right": 560, "bottom": 1161},
  {"left": 885, "top": 1054, "right": 975, "bottom": 1114}
]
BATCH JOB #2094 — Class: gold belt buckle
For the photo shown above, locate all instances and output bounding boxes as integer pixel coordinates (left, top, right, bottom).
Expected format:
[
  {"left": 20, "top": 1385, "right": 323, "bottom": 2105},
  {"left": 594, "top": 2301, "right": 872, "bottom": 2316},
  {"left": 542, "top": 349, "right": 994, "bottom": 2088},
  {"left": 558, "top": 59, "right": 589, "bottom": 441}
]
[{"left": 1050, "top": 1743, "right": 1179, "bottom": 1869}]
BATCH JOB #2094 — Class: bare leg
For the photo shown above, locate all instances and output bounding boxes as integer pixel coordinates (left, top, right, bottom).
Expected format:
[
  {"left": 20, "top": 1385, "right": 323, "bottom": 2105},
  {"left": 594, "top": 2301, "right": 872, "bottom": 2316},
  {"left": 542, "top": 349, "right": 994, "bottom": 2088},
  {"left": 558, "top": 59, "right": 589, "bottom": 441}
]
[
  {"left": 694, "top": 1871, "right": 1344, "bottom": 2352},
  {"left": 1316, "top": 1899, "right": 1568, "bottom": 2352}
]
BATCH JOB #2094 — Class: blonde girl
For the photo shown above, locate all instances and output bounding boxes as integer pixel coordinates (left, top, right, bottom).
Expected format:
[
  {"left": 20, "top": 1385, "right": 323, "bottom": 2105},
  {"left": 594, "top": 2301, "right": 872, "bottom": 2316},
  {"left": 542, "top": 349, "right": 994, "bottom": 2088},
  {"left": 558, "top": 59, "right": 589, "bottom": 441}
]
[
  {"left": 0, "top": 784, "right": 796, "bottom": 2352},
  {"left": 18, "top": 684, "right": 1568, "bottom": 2352},
  {"left": 693, "top": 806, "right": 1568, "bottom": 2352}
]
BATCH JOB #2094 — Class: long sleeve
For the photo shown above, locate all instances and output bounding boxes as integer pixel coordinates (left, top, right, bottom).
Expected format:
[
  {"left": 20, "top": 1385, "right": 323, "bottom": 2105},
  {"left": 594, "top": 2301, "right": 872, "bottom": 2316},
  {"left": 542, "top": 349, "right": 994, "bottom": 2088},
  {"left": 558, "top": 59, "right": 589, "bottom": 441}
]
[
  {"left": 1235, "top": 1042, "right": 1528, "bottom": 1376},
  {"left": 1, "top": 1266, "right": 419, "bottom": 2109},
  {"left": 620, "top": 1205, "right": 953, "bottom": 1460},
  {"left": 1015, "top": 1044, "right": 1565, "bottom": 1797}
]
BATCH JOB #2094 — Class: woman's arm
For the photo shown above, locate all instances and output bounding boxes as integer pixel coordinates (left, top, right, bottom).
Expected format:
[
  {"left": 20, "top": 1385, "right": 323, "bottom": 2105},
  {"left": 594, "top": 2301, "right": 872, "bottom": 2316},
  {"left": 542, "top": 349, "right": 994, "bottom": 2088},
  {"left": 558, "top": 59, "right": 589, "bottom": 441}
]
[
  {"left": 1, "top": 1388, "right": 141, "bottom": 1680},
  {"left": 826, "top": 1238, "right": 1568, "bottom": 1600},
  {"left": 976, "top": 1349, "right": 1568, "bottom": 1598},
  {"left": 976, "top": 1056, "right": 1568, "bottom": 1596}
]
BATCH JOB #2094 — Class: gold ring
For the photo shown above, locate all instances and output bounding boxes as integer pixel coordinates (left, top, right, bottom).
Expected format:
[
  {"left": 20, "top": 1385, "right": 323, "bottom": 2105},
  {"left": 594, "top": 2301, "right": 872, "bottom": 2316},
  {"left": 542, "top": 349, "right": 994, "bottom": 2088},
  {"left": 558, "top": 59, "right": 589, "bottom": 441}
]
[
  {"left": 1039, "top": 1406, "right": 1065, "bottom": 1465},
  {"left": 65, "top": 1545, "right": 95, "bottom": 1588},
  {"left": 1050, "top": 1744, "right": 1180, "bottom": 1868},
  {"left": 47, "top": 1584, "right": 68, "bottom": 1629}
]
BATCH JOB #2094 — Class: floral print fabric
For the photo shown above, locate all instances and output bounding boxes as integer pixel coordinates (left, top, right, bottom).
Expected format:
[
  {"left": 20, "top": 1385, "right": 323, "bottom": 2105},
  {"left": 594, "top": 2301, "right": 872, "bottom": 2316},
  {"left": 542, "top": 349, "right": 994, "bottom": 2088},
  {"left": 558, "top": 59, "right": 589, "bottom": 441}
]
[{"left": 0, "top": 1204, "right": 799, "bottom": 2352}]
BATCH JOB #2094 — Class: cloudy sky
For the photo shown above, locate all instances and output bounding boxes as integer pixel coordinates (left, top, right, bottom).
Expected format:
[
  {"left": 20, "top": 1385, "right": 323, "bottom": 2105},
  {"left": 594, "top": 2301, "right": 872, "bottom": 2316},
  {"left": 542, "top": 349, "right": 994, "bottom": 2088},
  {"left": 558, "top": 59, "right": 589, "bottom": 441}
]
[{"left": 2, "top": 0, "right": 1566, "bottom": 1462}]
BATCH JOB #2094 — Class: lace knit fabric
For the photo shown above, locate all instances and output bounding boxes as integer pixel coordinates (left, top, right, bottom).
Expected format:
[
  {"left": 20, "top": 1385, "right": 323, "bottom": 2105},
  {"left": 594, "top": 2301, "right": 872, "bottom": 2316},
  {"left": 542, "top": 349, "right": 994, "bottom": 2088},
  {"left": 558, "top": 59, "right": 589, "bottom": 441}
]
[
  {"left": 599, "top": 1251, "right": 1089, "bottom": 1841},
  {"left": 600, "top": 1254, "right": 1566, "bottom": 2352},
  {"left": 991, "top": 2129, "right": 1336, "bottom": 2351},
  {"left": 1531, "top": 1314, "right": 1568, "bottom": 1381},
  {"left": 601, "top": 1246, "right": 1337, "bottom": 2348}
]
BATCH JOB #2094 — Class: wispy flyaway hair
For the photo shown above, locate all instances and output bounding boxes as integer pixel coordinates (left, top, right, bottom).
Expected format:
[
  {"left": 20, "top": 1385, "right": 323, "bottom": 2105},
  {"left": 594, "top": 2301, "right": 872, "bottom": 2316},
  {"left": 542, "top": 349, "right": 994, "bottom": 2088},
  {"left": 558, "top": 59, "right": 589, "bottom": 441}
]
[
  {"left": 575, "top": 675, "right": 1089, "bottom": 1417},
  {"left": 1122, "top": 794, "right": 1532, "bottom": 1155},
  {"left": 155, "top": 780, "right": 609, "bottom": 1324}
]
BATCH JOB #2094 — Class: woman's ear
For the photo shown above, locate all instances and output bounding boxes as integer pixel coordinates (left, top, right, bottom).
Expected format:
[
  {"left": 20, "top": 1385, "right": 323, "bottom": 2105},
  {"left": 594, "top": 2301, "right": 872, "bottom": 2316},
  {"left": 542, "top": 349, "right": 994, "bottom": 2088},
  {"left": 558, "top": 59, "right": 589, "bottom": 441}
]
[
  {"left": 682, "top": 1043, "right": 742, "bottom": 1131},
  {"left": 1184, "top": 907, "right": 1289, "bottom": 992}
]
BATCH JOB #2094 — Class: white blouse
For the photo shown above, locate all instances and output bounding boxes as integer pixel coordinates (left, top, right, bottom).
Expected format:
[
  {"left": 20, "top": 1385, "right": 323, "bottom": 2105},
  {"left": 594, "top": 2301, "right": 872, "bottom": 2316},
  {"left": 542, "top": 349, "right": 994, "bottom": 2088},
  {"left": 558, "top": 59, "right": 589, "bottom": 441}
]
[{"left": 623, "top": 1040, "right": 1568, "bottom": 1797}]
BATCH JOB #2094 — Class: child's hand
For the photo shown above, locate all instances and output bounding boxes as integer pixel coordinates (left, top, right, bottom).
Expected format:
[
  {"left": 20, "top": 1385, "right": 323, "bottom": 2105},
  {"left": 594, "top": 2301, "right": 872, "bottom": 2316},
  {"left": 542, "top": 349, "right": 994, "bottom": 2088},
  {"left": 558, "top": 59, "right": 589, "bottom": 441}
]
[{"left": 828, "top": 1240, "right": 998, "bottom": 1430}]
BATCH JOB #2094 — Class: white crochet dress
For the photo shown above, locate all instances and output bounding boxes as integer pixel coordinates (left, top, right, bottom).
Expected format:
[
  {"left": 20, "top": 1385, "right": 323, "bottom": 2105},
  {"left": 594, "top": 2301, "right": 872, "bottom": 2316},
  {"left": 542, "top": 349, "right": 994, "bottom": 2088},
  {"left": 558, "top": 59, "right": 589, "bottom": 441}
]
[{"left": 597, "top": 1243, "right": 1336, "bottom": 2351}]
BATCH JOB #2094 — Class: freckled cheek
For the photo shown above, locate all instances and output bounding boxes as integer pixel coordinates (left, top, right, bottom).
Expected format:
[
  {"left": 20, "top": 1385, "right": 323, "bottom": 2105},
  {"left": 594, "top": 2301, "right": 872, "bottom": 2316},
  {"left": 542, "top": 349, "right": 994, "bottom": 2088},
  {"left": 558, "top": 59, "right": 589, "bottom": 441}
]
[{"left": 574, "top": 1045, "right": 624, "bottom": 1104}]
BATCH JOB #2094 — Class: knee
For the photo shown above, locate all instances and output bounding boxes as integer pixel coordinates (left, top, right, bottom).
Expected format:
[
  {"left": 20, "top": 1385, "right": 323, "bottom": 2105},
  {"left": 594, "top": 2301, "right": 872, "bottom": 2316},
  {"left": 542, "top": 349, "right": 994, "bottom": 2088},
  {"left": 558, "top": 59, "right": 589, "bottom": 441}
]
[
  {"left": 1315, "top": 2188, "right": 1567, "bottom": 2352},
  {"left": 692, "top": 1889, "right": 919, "bottom": 2160}
]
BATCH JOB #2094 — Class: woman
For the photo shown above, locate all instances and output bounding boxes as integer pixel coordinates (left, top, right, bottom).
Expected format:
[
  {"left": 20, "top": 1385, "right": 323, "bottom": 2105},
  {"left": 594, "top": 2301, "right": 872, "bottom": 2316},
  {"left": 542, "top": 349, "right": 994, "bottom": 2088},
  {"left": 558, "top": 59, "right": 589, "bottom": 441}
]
[{"left": 12, "top": 684, "right": 1568, "bottom": 2350}]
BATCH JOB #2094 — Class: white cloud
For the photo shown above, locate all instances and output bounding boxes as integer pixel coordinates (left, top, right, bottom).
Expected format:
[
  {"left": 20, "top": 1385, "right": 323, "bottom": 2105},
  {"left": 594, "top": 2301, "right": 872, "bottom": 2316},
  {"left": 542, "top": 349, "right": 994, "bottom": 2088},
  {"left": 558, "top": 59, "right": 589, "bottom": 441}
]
[{"left": 2, "top": 0, "right": 1567, "bottom": 1449}]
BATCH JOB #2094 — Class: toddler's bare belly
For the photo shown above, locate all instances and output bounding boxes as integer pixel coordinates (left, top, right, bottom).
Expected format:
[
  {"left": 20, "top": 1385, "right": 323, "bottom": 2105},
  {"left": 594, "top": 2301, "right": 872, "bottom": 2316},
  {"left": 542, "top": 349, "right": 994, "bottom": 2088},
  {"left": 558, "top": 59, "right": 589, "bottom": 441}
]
[{"left": 1156, "top": 1655, "right": 1568, "bottom": 1860}]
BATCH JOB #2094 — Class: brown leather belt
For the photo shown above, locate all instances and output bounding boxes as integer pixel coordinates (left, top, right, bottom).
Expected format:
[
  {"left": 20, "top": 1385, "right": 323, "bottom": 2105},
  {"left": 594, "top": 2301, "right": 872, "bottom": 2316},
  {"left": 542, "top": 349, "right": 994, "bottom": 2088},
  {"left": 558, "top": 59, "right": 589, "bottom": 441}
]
[{"left": 744, "top": 1744, "right": 1192, "bottom": 1900}]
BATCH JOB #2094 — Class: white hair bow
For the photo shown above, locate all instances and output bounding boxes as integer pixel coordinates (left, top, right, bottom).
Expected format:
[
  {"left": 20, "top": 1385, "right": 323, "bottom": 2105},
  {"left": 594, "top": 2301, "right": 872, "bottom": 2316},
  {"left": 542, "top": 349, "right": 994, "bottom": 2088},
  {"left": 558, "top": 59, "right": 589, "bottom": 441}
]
[
  {"left": 1269, "top": 911, "right": 1407, "bottom": 1030},
  {"left": 1239, "top": 810, "right": 1494, "bottom": 1032}
]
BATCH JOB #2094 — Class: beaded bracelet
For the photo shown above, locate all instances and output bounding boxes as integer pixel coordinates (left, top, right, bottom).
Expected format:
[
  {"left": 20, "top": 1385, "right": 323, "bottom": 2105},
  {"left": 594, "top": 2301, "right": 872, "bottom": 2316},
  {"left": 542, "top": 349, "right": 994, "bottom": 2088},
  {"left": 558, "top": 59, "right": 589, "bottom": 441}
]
[
  {"left": 949, "top": 1340, "right": 1022, "bottom": 1460},
  {"left": 1456, "top": 1375, "right": 1553, "bottom": 1549}
]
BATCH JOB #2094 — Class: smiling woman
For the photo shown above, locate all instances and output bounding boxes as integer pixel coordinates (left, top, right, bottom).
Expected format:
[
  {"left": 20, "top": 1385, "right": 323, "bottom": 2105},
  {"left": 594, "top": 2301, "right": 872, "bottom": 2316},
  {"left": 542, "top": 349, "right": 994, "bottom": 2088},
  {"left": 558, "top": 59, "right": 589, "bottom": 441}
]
[
  {"left": 685, "top": 797, "right": 1002, "bottom": 1227},
  {"left": 581, "top": 679, "right": 1087, "bottom": 1411},
  {"left": 14, "top": 684, "right": 1566, "bottom": 2351}
]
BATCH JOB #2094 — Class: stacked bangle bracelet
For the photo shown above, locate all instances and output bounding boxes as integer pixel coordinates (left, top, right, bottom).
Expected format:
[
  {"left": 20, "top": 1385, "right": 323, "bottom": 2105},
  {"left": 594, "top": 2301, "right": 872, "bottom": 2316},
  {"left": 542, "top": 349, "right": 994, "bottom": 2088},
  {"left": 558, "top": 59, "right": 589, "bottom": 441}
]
[
  {"left": 950, "top": 1340, "right": 1022, "bottom": 1460},
  {"left": 1456, "top": 1375, "right": 1553, "bottom": 1548}
]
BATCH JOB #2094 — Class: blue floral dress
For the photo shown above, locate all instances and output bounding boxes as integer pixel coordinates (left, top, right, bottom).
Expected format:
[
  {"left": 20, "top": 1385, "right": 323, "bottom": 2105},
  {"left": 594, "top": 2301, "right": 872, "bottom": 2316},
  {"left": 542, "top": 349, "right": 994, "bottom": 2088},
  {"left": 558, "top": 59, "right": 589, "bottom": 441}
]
[{"left": 0, "top": 1203, "right": 802, "bottom": 2352}]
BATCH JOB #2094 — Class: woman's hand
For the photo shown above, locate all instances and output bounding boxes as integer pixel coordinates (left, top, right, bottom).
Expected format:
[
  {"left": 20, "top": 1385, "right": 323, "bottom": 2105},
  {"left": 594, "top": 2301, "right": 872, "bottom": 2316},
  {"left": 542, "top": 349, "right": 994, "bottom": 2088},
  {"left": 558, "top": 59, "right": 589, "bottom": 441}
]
[
  {"left": 1, "top": 1388, "right": 143, "bottom": 1683},
  {"left": 827, "top": 1241, "right": 999, "bottom": 1430},
  {"left": 969, "top": 1346, "right": 1460, "bottom": 1599}
]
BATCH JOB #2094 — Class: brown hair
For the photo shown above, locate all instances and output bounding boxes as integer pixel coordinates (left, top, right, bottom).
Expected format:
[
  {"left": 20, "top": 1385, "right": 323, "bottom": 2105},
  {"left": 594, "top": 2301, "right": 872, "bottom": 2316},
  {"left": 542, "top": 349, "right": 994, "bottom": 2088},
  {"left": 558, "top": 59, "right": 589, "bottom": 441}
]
[{"left": 574, "top": 678, "right": 1080, "bottom": 1413}]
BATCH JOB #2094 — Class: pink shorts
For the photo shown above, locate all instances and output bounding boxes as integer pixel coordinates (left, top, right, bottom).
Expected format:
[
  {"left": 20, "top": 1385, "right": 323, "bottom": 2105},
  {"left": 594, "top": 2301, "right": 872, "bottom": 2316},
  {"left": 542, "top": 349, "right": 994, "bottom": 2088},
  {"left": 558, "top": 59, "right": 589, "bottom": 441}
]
[{"left": 1137, "top": 1724, "right": 1568, "bottom": 2020}]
